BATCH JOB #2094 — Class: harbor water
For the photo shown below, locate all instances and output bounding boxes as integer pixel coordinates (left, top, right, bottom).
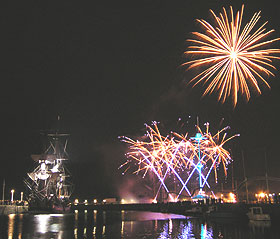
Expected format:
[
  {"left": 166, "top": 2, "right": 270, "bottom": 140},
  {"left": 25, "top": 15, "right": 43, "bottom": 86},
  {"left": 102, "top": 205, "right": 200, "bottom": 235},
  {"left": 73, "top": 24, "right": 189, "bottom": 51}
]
[{"left": 0, "top": 210, "right": 279, "bottom": 239}]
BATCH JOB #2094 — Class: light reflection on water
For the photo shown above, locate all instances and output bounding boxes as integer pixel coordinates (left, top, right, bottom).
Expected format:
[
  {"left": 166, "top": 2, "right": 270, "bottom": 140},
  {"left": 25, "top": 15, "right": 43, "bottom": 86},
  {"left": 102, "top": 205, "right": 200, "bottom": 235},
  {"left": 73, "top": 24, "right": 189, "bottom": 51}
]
[
  {"left": 8, "top": 214, "right": 15, "bottom": 239},
  {"left": 0, "top": 211, "right": 279, "bottom": 239}
]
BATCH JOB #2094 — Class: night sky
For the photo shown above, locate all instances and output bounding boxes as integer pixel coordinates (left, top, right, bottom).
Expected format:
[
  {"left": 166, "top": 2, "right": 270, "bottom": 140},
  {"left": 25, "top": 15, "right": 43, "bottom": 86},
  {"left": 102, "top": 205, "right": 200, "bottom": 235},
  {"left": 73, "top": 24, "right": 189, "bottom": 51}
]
[{"left": 1, "top": 0, "right": 280, "bottom": 201}]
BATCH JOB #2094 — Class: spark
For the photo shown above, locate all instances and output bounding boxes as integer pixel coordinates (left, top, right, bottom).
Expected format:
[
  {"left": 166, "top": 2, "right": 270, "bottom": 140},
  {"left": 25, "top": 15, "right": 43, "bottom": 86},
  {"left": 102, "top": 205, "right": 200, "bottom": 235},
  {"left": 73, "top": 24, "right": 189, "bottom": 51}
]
[{"left": 183, "top": 5, "right": 280, "bottom": 106}]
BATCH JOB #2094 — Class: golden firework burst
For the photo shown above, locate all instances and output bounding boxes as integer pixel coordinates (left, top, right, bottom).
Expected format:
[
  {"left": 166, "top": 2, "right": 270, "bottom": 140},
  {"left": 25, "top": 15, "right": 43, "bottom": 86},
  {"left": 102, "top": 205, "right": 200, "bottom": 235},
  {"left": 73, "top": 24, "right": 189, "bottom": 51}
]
[{"left": 183, "top": 5, "right": 280, "bottom": 106}]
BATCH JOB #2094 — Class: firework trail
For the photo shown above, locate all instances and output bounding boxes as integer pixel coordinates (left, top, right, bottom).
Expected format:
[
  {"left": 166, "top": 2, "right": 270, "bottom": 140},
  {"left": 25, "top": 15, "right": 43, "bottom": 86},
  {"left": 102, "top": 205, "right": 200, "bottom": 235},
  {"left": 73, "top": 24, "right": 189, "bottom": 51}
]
[{"left": 183, "top": 5, "right": 280, "bottom": 106}]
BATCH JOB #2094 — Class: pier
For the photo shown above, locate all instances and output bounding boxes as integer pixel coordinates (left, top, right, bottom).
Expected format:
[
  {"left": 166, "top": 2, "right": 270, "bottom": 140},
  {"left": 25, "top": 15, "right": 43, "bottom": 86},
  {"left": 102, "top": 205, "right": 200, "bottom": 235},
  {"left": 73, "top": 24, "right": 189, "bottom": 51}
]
[
  {"left": 71, "top": 201, "right": 280, "bottom": 221},
  {"left": 0, "top": 205, "right": 28, "bottom": 215}
]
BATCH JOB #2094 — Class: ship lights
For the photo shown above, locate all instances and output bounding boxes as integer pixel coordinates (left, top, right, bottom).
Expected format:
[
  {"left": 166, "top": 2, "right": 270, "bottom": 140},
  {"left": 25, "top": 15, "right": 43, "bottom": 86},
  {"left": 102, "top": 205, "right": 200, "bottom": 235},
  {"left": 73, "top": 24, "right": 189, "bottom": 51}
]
[{"left": 41, "top": 162, "right": 46, "bottom": 171}]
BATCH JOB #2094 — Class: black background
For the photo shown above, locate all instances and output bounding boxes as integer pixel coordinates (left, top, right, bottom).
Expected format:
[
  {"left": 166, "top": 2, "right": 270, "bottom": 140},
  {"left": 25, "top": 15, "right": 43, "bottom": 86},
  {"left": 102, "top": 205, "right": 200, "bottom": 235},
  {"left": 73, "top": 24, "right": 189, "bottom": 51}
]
[{"left": 1, "top": 0, "right": 279, "bottom": 200}]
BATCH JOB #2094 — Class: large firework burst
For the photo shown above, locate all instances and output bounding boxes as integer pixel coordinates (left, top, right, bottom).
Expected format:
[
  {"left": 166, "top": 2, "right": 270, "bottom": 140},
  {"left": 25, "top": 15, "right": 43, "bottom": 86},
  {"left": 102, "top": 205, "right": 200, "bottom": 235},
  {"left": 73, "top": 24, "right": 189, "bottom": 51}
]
[
  {"left": 119, "top": 122, "right": 238, "bottom": 201},
  {"left": 183, "top": 5, "right": 280, "bottom": 106}
]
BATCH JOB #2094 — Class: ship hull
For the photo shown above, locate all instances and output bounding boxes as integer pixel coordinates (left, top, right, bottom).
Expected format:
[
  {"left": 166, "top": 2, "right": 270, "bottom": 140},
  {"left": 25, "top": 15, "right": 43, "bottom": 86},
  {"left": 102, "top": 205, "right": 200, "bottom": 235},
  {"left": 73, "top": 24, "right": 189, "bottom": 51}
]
[
  {"left": 28, "top": 199, "right": 71, "bottom": 214},
  {"left": 52, "top": 204, "right": 71, "bottom": 213}
]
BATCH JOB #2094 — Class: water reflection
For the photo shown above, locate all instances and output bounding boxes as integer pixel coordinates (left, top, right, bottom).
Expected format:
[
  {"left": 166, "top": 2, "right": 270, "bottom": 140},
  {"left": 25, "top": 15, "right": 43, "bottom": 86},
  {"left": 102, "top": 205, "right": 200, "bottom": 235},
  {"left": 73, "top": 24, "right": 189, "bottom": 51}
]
[
  {"left": 157, "top": 219, "right": 215, "bottom": 239},
  {"left": 0, "top": 211, "right": 279, "bottom": 239},
  {"left": 33, "top": 214, "right": 74, "bottom": 238},
  {"left": 18, "top": 214, "right": 23, "bottom": 239},
  {"left": 249, "top": 220, "right": 272, "bottom": 236},
  {"left": 201, "top": 224, "right": 213, "bottom": 239},
  {"left": 183, "top": 221, "right": 195, "bottom": 238},
  {"left": 8, "top": 214, "right": 15, "bottom": 239}
]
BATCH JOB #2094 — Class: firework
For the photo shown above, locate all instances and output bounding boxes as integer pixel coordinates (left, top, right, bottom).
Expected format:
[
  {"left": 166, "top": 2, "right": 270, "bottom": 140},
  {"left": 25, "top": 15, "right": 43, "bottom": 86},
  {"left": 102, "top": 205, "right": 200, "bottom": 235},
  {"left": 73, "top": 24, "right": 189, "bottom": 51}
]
[
  {"left": 174, "top": 123, "right": 239, "bottom": 199},
  {"left": 119, "top": 122, "right": 191, "bottom": 200},
  {"left": 183, "top": 5, "right": 280, "bottom": 106},
  {"left": 120, "top": 122, "right": 239, "bottom": 201}
]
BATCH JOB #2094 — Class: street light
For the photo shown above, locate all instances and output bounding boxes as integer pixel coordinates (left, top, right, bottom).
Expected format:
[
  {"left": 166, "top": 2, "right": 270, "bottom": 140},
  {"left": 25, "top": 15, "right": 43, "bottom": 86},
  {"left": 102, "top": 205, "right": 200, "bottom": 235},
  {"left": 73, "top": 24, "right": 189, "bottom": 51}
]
[
  {"left": 11, "top": 189, "right": 15, "bottom": 203},
  {"left": 21, "top": 192, "right": 23, "bottom": 201}
]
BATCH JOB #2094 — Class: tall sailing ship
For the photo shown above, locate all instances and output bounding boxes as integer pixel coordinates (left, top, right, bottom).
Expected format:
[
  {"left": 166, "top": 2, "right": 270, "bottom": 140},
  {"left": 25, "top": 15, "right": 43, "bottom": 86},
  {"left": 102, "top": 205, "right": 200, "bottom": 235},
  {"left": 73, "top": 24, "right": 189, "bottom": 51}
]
[{"left": 24, "top": 131, "right": 74, "bottom": 212}]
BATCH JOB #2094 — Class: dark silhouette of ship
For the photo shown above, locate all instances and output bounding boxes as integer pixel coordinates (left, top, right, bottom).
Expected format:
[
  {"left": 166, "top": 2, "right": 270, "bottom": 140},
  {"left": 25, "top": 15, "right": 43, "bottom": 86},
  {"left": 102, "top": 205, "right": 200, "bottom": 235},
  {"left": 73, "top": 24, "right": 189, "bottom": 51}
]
[{"left": 24, "top": 130, "right": 74, "bottom": 213}]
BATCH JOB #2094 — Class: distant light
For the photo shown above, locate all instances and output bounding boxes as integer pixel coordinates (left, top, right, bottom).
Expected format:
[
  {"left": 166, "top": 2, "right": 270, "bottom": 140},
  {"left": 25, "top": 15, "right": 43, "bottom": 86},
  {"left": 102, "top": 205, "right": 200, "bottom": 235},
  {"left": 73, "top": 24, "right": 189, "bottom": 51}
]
[
  {"left": 191, "top": 133, "right": 205, "bottom": 142},
  {"left": 259, "top": 192, "right": 265, "bottom": 198},
  {"left": 11, "top": 190, "right": 15, "bottom": 202},
  {"left": 229, "top": 192, "right": 236, "bottom": 203},
  {"left": 74, "top": 199, "right": 79, "bottom": 205},
  {"left": 195, "top": 133, "right": 203, "bottom": 140},
  {"left": 93, "top": 199, "right": 97, "bottom": 204}
]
